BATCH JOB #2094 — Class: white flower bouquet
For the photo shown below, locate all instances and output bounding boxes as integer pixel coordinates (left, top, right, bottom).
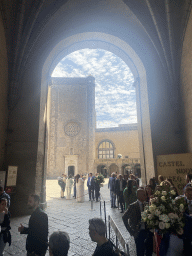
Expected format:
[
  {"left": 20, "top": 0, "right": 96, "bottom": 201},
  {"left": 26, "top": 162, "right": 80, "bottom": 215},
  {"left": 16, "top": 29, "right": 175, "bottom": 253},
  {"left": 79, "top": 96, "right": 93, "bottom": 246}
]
[{"left": 141, "top": 188, "right": 187, "bottom": 235}]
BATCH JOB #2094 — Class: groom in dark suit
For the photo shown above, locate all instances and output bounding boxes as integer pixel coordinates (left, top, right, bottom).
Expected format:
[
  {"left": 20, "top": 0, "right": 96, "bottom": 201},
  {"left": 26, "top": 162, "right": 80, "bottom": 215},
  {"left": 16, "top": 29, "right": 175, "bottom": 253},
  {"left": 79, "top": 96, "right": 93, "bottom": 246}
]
[
  {"left": 87, "top": 173, "right": 95, "bottom": 201},
  {"left": 122, "top": 188, "right": 153, "bottom": 256}
]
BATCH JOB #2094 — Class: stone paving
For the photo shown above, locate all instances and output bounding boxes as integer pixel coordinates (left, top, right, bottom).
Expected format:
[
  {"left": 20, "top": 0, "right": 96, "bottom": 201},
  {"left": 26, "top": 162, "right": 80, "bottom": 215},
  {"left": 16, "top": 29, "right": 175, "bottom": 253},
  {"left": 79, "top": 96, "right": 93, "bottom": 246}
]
[{"left": 4, "top": 179, "right": 137, "bottom": 256}]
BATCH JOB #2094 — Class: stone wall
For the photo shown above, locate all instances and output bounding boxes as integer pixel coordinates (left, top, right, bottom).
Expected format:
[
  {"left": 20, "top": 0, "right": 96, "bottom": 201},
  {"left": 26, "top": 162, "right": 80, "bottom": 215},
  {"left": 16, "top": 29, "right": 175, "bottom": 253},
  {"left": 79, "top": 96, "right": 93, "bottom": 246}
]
[
  {"left": 95, "top": 124, "right": 140, "bottom": 159},
  {"left": 47, "top": 77, "right": 95, "bottom": 178}
]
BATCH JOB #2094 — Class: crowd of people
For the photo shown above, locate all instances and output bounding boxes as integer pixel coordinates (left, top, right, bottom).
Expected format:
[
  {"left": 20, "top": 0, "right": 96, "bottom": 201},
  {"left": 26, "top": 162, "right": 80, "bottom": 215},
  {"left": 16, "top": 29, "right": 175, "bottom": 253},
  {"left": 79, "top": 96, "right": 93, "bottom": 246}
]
[
  {"left": 0, "top": 173, "right": 192, "bottom": 255},
  {"left": 58, "top": 172, "right": 102, "bottom": 203},
  {"left": 17, "top": 194, "right": 113, "bottom": 256},
  {"left": 119, "top": 173, "right": 192, "bottom": 256}
]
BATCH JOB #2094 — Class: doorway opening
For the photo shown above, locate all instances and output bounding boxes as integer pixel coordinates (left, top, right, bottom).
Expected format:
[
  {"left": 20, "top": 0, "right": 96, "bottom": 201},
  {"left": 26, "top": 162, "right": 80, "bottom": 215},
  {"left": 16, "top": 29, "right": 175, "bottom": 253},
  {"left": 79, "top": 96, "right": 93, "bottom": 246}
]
[{"left": 68, "top": 166, "right": 75, "bottom": 177}]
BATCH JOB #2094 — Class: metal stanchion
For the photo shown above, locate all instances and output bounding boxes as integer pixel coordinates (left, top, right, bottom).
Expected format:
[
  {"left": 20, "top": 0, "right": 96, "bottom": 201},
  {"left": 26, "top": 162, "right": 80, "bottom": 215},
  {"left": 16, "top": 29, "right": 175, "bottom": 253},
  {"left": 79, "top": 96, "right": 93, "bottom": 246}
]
[
  {"left": 100, "top": 201, "right": 102, "bottom": 216},
  {"left": 91, "top": 199, "right": 93, "bottom": 210},
  {"left": 108, "top": 215, "right": 110, "bottom": 240},
  {"left": 104, "top": 201, "right": 107, "bottom": 237}
]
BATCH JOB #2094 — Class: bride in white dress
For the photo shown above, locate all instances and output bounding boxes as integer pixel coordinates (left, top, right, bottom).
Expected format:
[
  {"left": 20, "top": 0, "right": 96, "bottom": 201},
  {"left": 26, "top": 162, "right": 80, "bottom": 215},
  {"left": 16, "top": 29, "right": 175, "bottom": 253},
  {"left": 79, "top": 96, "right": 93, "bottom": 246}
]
[{"left": 76, "top": 174, "right": 85, "bottom": 203}]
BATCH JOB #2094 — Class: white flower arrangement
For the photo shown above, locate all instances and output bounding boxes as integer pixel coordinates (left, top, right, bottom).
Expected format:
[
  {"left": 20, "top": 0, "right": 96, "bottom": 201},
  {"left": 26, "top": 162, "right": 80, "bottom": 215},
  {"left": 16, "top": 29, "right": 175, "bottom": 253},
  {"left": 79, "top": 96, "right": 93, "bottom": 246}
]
[
  {"left": 170, "top": 190, "right": 176, "bottom": 195},
  {"left": 162, "top": 191, "right": 167, "bottom": 196},
  {"left": 142, "top": 187, "right": 187, "bottom": 235}
]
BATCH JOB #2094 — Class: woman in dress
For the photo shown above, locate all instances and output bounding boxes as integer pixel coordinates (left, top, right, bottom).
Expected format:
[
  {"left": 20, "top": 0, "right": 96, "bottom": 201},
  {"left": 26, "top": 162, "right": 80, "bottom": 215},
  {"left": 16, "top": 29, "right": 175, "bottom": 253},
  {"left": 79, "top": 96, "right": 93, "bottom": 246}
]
[
  {"left": 66, "top": 175, "right": 73, "bottom": 200},
  {"left": 123, "top": 179, "right": 137, "bottom": 210},
  {"left": 76, "top": 174, "right": 85, "bottom": 203},
  {"left": 0, "top": 198, "right": 11, "bottom": 255}
]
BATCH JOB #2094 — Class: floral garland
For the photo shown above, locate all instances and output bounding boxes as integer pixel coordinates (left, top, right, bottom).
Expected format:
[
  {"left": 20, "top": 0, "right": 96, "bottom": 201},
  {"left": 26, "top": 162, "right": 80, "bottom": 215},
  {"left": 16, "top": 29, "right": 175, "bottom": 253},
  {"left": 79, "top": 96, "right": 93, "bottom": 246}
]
[{"left": 141, "top": 188, "right": 187, "bottom": 235}]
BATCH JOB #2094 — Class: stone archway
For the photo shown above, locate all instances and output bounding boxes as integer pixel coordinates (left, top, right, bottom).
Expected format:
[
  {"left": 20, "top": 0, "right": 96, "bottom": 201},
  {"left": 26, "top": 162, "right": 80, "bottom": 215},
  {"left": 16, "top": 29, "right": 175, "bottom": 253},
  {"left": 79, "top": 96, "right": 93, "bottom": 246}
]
[
  {"left": 36, "top": 32, "right": 154, "bottom": 205},
  {"left": 109, "top": 164, "right": 119, "bottom": 176},
  {"left": 97, "top": 165, "right": 107, "bottom": 178}
]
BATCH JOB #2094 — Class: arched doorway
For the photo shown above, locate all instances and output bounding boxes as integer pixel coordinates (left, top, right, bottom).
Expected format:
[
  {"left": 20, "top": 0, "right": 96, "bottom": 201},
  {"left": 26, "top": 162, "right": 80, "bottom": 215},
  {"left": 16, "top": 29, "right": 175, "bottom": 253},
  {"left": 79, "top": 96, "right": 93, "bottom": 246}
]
[
  {"left": 122, "top": 164, "right": 131, "bottom": 175},
  {"left": 36, "top": 32, "right": 154, "bottom": 204},
  {"left": 68, "top": 166, "right": 75, "bottom": 177},
  {"left": 109, "top": 164, "right": 119, "bottom": 176},
  {"left": 134, "top": 164, "right": 141, "bottom": 178},
  {"left": 97, "top": 165, "right": 107, "bottom": 177}
]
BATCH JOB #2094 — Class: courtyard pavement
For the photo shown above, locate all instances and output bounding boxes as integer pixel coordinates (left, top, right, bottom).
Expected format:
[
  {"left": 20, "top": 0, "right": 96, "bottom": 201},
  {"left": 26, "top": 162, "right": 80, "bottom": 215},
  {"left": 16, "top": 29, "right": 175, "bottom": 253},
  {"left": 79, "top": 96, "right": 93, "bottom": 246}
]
[{"left": 4, "top": 179, "right": 137, "bottom": 256}]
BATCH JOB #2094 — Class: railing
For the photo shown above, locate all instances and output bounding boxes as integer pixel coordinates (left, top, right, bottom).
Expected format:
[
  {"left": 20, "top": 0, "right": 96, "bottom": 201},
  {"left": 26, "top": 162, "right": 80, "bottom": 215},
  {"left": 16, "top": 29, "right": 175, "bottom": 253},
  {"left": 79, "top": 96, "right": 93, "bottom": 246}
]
[
  {"left": 108, "top": 215, "right": 130, "bottom": 256},
  {"left": 100, "top": 200, "right": 130, "bottom": 255}
]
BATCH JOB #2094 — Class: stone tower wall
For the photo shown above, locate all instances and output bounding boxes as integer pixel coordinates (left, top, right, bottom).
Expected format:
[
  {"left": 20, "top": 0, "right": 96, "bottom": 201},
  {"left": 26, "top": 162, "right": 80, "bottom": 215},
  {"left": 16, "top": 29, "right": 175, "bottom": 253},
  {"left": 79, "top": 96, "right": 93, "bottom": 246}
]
[{"left": 47, "top": 77, "right": 95, "bottom": 178}]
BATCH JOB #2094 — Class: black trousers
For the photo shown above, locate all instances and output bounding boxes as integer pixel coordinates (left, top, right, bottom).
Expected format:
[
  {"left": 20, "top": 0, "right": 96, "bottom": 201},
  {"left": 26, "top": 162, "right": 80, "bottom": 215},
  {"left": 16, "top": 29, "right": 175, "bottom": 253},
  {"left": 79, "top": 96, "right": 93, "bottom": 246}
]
[
  {"left": 95, "top": 186, "right": 100, "bottom": 201},
  {"left": 118, "top": 191, "right": 124, "bottom": 211},
  {"left": 88, "top": 186, "right": 94, "bottom": 200},
  {"left": 134, "top": 230, "right": 153, "bottom": 256}
]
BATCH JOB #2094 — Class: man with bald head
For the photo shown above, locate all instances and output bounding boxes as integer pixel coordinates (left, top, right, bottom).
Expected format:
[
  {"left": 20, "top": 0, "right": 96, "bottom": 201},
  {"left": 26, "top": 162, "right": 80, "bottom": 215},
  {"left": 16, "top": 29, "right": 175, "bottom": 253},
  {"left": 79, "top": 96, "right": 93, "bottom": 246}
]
[{"left": 122, "top": 188, "right": 153, "bottom": 256}]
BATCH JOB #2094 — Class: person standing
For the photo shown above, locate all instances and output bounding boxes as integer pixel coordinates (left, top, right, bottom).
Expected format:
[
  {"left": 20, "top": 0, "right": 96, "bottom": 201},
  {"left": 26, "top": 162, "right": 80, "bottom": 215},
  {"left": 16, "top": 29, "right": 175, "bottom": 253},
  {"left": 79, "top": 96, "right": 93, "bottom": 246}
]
[
  {"left": 108, "top": 172, "right": 117, "bottom": 208},
  {"left": 18, "top": 194, "right": 48, "bottom": 256},
  {"left": 65, "top": 175, "right": 73, "bottom": 200},
  {"left": 58, "top": 174, "right": 66, "bottom": 198},
  {"left": 122, "top": 189, "right": 153, "bottom": 256},
  {"left": 73, "top": 175, "right": 76, "bottom": 199},
  {"left": 0, "top": 186, "right": 10, "bottom": 208},
  {"left": 108, "top": 173, "right": 117, "bottom": 208},
  {"left": 123, "top": 179, "right": 137, "bottom": 210},
  {"left": 76, "top": 174, "right": 85, "bottom": 203},
  {"left": 115, "top": 174, "right": 126, "bottom": 213},
  {"left": 87, "top": 173, "right": 95, "bottom": 201},
  {"left": 0, "top": 198, "right": 11, "bottom": 255},
  {"left": 94, "top": 173, "right": 101, "bottom": 202}
]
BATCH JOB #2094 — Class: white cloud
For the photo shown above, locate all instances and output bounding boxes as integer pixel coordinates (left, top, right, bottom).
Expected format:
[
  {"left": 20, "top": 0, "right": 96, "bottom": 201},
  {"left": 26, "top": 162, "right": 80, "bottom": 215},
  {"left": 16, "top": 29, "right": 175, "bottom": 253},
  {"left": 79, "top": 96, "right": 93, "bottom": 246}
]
[{"left": 52, "top": 48, "right": 136, "bottom": 128}]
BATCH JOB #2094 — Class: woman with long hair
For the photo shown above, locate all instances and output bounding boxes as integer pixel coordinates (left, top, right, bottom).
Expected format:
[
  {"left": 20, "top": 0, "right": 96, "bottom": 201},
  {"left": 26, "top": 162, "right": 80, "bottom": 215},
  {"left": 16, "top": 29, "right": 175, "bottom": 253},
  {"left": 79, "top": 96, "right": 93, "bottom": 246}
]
[
  {"left": 123, "top": 179, "right": 137, "bottom": 210},
  {"left": 76, "top": 174, "right": 85, "bottom": 203}
]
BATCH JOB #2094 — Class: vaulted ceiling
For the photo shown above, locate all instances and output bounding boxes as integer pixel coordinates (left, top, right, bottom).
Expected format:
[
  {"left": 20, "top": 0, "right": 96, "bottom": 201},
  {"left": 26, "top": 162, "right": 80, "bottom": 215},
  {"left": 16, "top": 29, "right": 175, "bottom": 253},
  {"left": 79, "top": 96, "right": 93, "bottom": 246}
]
[{"left": 1, "top": 0, "right": 192, "bottom": 109}]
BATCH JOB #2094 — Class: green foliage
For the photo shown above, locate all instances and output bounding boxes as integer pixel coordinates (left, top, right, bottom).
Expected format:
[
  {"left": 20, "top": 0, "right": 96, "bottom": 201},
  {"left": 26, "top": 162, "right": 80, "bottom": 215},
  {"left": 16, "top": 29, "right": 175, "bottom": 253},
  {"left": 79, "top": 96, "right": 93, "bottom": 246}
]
[{"left": 95, "top": 174, "right": 105, "bottom": 184}]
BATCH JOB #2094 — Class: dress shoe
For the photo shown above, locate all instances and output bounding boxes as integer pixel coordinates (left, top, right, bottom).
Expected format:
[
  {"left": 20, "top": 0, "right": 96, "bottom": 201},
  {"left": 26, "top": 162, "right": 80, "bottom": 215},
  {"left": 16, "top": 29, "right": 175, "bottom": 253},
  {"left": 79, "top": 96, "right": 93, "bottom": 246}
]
[{"left": 113, "top": 206, "right": 118, "bottom": 208}]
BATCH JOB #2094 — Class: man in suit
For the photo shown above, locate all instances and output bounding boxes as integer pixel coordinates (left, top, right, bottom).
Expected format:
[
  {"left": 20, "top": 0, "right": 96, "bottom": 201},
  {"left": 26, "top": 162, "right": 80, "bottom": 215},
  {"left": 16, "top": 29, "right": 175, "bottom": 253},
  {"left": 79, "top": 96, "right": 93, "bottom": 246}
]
[
  {"left": 122, "top": 188, "right": 153, "bottom": 256},
  {"left": 87, "top": 173, "right": 95, "bottom": 201},
  {"left": 18, "top": 194, "right": 48, "bottom": 256},
  {"left": 115, "top": 174, "right": 126, "bottom": 213}
]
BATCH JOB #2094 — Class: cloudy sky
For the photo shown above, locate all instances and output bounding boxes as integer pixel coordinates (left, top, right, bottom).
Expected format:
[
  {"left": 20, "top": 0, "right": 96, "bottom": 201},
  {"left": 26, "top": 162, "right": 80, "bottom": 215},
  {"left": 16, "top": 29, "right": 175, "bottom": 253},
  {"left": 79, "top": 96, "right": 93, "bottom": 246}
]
[{"left": 52, "top": 49, "right": 137, "bottom": 128}]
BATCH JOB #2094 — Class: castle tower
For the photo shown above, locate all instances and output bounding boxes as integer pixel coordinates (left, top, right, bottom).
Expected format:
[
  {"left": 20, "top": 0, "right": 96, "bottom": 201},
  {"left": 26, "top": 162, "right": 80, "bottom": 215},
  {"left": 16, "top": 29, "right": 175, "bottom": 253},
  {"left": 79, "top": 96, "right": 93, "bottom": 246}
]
[{"left": 47, "top": 76, "right": 95, "bottom": 178}]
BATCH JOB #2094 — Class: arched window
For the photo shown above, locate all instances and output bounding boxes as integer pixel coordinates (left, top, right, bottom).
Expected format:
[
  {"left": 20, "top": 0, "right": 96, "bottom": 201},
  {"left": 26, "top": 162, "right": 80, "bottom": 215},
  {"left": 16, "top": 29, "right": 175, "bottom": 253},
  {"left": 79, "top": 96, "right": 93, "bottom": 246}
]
[{"left": 98, "top": 140, "right": 114, "bottom": 159}]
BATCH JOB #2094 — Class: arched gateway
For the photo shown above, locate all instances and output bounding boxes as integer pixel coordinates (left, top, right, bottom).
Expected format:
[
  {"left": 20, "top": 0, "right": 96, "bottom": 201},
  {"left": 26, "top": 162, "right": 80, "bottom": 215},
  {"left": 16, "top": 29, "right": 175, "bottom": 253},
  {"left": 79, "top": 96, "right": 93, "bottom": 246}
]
[{"left": 36, "top": 31, "right": 154, "bottom": 208}]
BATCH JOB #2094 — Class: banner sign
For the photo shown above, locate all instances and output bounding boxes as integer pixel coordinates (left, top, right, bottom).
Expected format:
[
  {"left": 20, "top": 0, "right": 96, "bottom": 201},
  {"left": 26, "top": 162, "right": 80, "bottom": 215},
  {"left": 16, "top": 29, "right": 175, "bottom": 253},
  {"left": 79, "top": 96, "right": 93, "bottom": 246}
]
[
  {"left": 157, "top": 153, "right": 192, "bottom": 195},
  {"left": 7, "top": 166, "right": 18, "bottom": 186}
]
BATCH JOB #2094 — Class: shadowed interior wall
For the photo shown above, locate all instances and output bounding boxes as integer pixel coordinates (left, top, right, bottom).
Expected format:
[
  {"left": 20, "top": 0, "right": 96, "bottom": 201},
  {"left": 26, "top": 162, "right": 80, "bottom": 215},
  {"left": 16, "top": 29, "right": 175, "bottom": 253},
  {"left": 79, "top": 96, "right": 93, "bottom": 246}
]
[
  {"left": 0, "top": 14, "right": 8, "bottom": 169},
  {"left": 181, "top": 9, "right": 192, "bottom": 153}
]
